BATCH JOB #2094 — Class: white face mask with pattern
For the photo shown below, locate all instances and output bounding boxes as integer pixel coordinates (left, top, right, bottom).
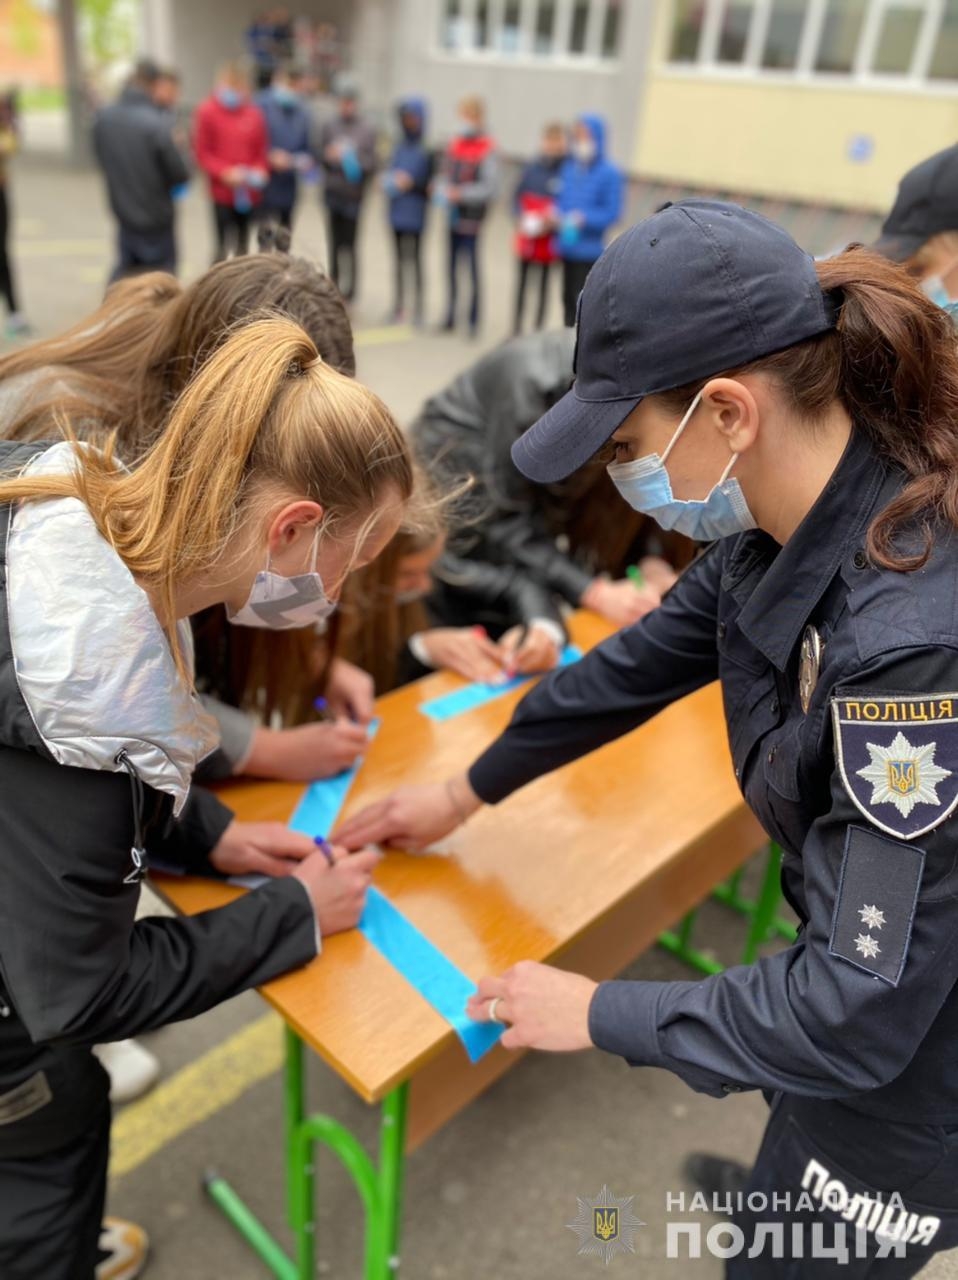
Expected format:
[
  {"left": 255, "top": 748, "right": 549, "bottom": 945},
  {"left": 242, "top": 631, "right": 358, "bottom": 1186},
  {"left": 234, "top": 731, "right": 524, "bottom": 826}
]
[{"left": 227, "top": 530, "right": 337, "bottom": 629}]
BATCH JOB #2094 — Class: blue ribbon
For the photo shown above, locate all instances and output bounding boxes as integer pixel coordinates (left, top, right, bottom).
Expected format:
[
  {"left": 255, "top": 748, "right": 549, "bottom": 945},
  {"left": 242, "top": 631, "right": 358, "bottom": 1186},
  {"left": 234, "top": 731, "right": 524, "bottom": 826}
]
[
  {"left": 288, "top": 719, "right": 379, "bottom": 836},
  {"left": 418, "top": 645, "right": 582, "bottom": 722},
  {"left": 357, "top": 887, "right": 503, "bottom": 1062},
  {"left": 288, "top": 718, "right": 502, "bottom": 1060}
]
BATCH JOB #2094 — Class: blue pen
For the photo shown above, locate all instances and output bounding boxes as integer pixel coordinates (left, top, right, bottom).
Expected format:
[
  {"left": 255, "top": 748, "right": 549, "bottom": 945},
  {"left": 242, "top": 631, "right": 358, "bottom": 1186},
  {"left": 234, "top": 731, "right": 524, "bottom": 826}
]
[
  {"left": 313, "top": 696, "right": 336, "bottom": 723},
  {"left": 314, "top": 835, "right": 335, "bottom": 865}
]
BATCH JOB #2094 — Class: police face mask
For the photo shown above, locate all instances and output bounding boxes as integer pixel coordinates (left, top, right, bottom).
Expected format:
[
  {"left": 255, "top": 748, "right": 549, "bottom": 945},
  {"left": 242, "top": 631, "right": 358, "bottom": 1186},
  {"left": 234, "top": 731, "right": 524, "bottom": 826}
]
[
  {"left": 227, "top": 530, "right": 337, "bottom": 629},
  {"left": 607, "top": 391, "right": 757, "bottom": 541}
]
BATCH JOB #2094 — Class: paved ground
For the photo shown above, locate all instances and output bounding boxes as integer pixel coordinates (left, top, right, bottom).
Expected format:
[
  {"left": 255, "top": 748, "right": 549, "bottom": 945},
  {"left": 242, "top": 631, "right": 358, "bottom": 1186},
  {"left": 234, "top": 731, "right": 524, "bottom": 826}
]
[{"left": 5, "top": 145, "right": 953, "bottom": 1279}]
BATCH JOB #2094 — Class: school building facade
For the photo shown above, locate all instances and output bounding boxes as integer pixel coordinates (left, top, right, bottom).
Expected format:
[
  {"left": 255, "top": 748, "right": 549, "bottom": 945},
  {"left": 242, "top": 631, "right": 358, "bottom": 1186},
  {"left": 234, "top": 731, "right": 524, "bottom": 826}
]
[{"left": 137, "top": 0, "right": 958, "bottom": 214}]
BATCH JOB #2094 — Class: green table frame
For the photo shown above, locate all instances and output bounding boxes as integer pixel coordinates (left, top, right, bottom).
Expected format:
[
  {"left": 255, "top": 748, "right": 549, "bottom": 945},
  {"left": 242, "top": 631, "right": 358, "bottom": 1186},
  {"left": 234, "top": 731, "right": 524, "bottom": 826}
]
[
  {"left": 204, "top": 1026, "right": 408, "bottom": 1279},
  {"left": 659, "top": 841, "right": 798, "bottom": 975},
  {"left": 202, "top": 844, "right": 795, "bottom": 1276}
]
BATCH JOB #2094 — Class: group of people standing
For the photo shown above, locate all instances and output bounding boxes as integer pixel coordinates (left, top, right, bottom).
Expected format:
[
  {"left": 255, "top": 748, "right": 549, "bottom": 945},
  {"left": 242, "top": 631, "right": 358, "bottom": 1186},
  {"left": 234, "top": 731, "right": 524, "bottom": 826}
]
[
  {"left": 381, "top": 97, "right": 624, "bottom": 335},
  {"left": 92, "top": 57, "right": 625, "bottom": 336}
]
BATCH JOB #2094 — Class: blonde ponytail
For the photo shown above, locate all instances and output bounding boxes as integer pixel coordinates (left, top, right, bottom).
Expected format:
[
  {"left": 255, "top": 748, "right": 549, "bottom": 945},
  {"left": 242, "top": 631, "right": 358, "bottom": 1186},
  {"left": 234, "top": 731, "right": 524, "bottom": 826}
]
[{"left": 0, "top": 317, "right": 413, "bottom": 680}]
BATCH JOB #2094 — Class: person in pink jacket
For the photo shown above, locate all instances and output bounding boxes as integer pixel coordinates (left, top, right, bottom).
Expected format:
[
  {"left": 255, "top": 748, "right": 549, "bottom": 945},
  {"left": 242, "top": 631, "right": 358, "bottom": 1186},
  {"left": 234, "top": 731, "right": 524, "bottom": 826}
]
[{"left": 193, "top": 62, "right": 269, "bottom": 263}]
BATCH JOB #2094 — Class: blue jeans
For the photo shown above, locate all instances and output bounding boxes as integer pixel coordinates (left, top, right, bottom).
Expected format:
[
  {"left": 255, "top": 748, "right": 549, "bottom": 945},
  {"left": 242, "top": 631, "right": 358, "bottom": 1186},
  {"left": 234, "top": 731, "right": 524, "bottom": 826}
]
[{"left": 446, "top": 229, "right": 480, "bottom": 331}]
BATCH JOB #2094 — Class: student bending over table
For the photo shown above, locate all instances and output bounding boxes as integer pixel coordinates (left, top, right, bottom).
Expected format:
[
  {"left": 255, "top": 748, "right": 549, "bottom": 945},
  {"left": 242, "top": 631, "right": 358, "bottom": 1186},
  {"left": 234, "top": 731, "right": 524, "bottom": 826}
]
[{"left": 0, "top": 317, "right": 406, "bottom": 1280}]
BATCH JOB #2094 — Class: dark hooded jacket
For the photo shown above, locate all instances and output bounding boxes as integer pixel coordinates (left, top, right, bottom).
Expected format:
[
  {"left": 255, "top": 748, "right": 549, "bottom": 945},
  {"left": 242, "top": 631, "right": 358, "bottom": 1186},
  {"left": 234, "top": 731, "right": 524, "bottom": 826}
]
[{"left": 388, "top": 98, "right": 433, "bottom": 234}]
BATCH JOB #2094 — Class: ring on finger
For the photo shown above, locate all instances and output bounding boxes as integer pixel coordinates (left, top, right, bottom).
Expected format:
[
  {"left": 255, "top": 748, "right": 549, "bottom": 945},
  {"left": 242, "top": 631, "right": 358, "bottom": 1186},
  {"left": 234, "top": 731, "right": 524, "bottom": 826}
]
[{"left": 488, "top": 996, "right": 507, "bottom": 1026}]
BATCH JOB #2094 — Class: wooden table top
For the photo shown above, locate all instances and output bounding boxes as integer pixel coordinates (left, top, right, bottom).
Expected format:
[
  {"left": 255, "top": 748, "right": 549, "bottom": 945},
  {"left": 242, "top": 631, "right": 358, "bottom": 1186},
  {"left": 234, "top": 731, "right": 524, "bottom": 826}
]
[{"left": 153, "top": 611, "right": 761, "bottom": 1103}]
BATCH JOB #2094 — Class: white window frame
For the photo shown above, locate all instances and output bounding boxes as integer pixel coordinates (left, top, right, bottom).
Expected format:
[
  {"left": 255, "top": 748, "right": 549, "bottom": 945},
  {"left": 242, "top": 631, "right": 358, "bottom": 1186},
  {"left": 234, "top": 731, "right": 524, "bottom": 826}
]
[
  {"left": 663, "top": 0, "right": 958, "bottom": 91},
  {"left": 431, "top": 0, "right": 623, "bottom": 68}
]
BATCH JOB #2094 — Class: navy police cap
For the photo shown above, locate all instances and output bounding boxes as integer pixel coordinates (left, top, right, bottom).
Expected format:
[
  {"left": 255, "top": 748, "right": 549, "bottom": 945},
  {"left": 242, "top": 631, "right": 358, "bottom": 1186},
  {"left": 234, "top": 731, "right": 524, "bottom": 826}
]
[{"left": 512, "top": 199, "right": 840, "bottom": 485}]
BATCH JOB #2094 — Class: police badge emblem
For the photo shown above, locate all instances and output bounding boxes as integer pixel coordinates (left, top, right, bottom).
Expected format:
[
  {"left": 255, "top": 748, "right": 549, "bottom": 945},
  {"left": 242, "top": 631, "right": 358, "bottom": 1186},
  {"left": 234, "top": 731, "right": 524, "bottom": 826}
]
[
  {"left": 566, "top": 1185, "right": 644, "bottom": 1264},
  {"left": 832, "top": 692, "right": 958, "bottom": 840},
  {"left": 799, "top": 625, "right": 822, "bottom": 714}
]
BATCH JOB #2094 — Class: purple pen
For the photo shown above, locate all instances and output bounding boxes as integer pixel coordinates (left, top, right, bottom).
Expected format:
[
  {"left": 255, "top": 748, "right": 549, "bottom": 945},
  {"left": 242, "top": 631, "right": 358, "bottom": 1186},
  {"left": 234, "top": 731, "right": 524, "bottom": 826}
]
[{"left": 314, "top": 835, "right": 336, "bottom": 866}]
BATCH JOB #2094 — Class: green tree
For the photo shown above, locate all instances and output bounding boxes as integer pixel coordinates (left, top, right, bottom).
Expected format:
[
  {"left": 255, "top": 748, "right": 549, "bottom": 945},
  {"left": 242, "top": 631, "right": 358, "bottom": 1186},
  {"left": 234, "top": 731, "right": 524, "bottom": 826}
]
[{"left": 77, "top": 0, "right": 136, "bottom": 73}]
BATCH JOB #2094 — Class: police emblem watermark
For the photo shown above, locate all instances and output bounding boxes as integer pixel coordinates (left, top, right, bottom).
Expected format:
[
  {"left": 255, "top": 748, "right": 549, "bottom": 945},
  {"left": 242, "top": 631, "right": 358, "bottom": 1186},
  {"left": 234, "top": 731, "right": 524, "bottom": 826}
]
[{"left": 566, "top": 1185, "right": 644, "bottom": 1264}]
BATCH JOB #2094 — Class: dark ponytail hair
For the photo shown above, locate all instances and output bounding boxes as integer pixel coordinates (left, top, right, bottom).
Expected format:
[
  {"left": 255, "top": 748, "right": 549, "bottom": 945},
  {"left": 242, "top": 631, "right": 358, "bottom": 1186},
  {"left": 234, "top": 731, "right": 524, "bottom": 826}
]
[{"left": 656, "top": 246, "right": 958, "bottom": 572}]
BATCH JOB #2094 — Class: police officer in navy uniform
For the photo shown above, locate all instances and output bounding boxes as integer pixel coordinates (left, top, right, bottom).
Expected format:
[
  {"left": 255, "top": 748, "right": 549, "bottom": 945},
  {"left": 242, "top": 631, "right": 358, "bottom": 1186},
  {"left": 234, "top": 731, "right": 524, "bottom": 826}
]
[{"left": 338, "top": 200, "right": 958, "bottom": 1276}]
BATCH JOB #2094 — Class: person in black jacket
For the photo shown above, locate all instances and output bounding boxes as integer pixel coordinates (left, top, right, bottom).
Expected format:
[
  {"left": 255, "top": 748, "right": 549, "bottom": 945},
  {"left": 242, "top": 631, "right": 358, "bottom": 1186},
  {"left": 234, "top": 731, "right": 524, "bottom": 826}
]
[
  {"left": 335, "top": 492, "right": 566, "bottom": 693},
  {"left": 410, "top": 329, "right": 690, "bottom": 632},
  {"left": 0, "top": 316, "right": 411, "bottom": 1280},
  {"left": 340, "top": 206, "right": 958, "bottom": 1277},
  {"left": 92, "top": 59, "right": 190, "bottom": 283}
]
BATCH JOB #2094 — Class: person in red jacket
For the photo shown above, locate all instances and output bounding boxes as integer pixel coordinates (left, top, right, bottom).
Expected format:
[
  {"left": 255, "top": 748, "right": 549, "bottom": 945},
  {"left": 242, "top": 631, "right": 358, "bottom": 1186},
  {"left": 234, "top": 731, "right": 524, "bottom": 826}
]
[{"left": 193, "top": 62, "right": 269, "bottom": 263}]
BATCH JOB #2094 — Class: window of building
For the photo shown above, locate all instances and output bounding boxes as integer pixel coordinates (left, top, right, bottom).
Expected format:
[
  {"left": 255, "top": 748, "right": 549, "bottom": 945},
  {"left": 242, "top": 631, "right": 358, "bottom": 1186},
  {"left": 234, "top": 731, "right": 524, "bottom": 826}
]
[
  {"left": 929, "top": 0, "right": 958, "bottom": 76},
  {"left": 602, "top": 0, "right": 623, "bottom": 57},
  {"left": 436, "top": 0, "right": 624, "bottom": 62},
  {"left": 570, "top": 0, "right": 590, "bottom": 52},
  {"left": 666, "top": 0, "right": 958, "bottom": 84},
  {"left": 669, "top": 0, "right": 707, "bottom": 61},
  {"left": 761, "top": 0, "right": 806, "bottom": 69},
  {"left": 815, "top": 0, "right": 869, "bottom": 73},
  {"left": 718, "top": 1, "right": 756, "bottom": 61},
  {"left": 534, "top": 0, "right": 557, "bottom": 53}
]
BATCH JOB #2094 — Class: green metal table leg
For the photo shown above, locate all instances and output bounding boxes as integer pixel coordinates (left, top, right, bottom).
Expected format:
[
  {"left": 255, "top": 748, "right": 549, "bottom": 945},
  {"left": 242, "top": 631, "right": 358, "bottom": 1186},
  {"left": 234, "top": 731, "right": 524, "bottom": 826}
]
[
  {"left": 204, "top": 1171, "right": 299, "bottom": 1279},
  {"left": 205, "top": 1027, "right": 410, "bottom": 1280},
  {"left": 377, "top": 1084, "right": 409, "bottom": 1275},
  {"left": 740, "top": 843, "right": 784, "bottom": 966},
  {"left": 659, "top": 909, "right": 725, "bottom": 976},
  {"left": 284, "top": 1026, "right": 307, "bottom": 1233},
  {"left": 713, "top": 843, "right": 798, "bottom": 947}
]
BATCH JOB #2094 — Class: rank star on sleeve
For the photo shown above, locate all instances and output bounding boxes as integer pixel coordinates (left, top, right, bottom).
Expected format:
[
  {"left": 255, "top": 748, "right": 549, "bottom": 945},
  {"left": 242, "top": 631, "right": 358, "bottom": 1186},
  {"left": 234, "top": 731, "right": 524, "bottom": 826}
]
[{"left": 859, "top": 904, "right": 886, "bottom": 930}]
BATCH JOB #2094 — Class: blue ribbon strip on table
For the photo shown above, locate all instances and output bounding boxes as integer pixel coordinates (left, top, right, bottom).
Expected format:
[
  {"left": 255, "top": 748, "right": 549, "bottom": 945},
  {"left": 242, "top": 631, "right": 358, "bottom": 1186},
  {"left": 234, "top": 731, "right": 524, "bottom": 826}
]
[
  {"left": 287, "top": 720, "right": 503, "bottom": 1061},
  {"left": 355, "top": 887, "right": 503, "bottom": 1062},
  {"left": 287, "top": 719, "right": 379, "bottom": 836},
  {"left": 417, "top": 645, "right": 582, "bottom": 722}
]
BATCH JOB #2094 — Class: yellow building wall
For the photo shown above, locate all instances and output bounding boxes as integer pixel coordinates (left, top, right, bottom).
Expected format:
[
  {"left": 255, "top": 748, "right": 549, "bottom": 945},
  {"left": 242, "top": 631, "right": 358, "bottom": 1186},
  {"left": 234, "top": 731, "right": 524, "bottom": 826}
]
[{"left": 634, "top": 74, "right": 958, "bottom": 211}]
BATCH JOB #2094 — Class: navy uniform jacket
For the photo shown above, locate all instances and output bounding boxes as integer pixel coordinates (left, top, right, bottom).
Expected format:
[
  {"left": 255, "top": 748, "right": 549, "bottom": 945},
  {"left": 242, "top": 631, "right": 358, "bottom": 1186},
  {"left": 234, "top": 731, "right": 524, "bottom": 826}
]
[{"left": 469, "top": 429, "right": 958, "bottom": 1122}]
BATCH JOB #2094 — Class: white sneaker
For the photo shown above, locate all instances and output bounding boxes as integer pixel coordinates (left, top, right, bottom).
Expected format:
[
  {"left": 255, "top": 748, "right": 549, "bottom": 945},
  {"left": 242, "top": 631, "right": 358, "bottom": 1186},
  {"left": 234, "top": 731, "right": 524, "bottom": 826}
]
[
  {"left": 94, "top": 1039, "right": 161, "bottom": 1104},
  {"left": 96, "top": 1218, "right": 149, "bottom": 1279}
]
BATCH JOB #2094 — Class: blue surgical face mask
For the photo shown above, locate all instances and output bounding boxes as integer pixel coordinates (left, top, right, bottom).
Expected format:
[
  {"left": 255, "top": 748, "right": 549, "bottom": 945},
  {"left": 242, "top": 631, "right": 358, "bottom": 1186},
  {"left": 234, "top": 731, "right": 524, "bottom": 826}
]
[
  {"left": 607, "top": 392, "right": 758, "bottom": 541},
  {"left": 273, "top": 85, "right": 299, "bottom": 107},
  {"left": 922, "top": 274, "right": 958, "bottom": 318},
  {"left": 217, "top": 88, "right": 242, "bottom": 110}
]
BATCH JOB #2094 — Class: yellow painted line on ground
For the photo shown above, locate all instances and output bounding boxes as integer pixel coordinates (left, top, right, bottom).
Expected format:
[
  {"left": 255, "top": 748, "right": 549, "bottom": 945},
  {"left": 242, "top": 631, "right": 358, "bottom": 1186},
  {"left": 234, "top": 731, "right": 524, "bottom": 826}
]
[
  {"left": 354, "top": 324, "right": 413, "bottom": 347},
  {"left": 110, "top": 1011, "right": 284, "bottom": 1180}
]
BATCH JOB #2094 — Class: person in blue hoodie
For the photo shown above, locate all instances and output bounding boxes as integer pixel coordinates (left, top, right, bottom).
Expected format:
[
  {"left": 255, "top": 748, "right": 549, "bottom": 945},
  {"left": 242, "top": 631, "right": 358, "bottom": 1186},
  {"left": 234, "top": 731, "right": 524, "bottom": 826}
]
[
  {"left": 384, "top": 98, "right": 433, "bottom": 326},
  {"left": 557, "top": 112, "right": 623, "bottom": 326},
  {"left": 256, "top": 65, "right": 313, "bottom": 231}
]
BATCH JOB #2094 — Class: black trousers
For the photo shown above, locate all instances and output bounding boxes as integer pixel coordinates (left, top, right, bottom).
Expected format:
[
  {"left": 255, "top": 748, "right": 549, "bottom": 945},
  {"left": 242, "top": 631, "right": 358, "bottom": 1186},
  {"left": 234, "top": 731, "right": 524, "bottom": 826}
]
[
  {"left": 726, "top": 1093, "right": 958, "bottom": 1278},
  {"left": 446, "top": 229, "right": 481, "bottom": 331},
  {"left": 0, "top": 1049, "right": 111, "bottom": 1280},
  {"left": 326, "top": 208, "right": 360, "bottom": 301},
  {"left": 212, "top": 202, "right": 252, "bottom": 263},
  {"left": 0, "top": 185, "right": 19, "bottom": 313},
  {"left": 514, "top": 258, "right": 553, "bottom": 333},
  {"left": 259, "top": 203, "right": 294, "bottom": 232},
  {"left": 392, "top": 228, "right": 423, "bottom": 321},
  {"left": 110, "top": 223, "right": 177, "bottom": 284},
  {"left": 562, "top": 257, "right": 593, "bottom": 327}
]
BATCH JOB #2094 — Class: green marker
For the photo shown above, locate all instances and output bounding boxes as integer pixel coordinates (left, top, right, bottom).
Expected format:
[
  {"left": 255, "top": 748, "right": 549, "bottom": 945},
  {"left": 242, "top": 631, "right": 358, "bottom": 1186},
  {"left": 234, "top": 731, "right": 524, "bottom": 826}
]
[{"left": 627, "top": 564, "right": 645, "bottom": 590}]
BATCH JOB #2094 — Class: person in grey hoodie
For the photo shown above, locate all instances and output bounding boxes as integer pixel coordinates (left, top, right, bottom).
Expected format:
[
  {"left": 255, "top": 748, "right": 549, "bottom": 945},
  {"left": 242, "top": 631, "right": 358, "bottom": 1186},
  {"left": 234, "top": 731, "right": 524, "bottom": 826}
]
[{"left": 316, "top": 73, "right": 377, "bottom": 303}]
